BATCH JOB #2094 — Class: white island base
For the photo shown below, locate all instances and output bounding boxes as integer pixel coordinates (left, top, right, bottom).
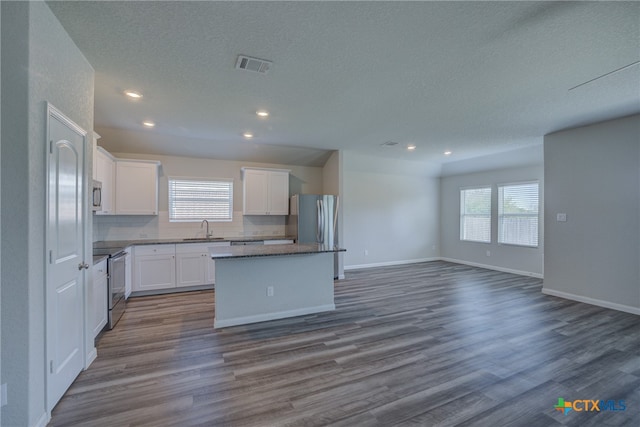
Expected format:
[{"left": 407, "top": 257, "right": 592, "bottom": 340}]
[{"left": 213, "top": 251, "right": 336, "bottom": 328}]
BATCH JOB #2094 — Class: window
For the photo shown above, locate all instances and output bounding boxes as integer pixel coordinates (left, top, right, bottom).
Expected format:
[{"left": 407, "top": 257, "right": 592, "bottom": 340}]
[
  {"left": 498, "top": 182, "right": 539, "bottom": 247},
  {"left": 168, "top": 177, "right": 233, "bottom": 222},
  {"left": 460, "top": 187, "right": 491, "bottom": 243}
]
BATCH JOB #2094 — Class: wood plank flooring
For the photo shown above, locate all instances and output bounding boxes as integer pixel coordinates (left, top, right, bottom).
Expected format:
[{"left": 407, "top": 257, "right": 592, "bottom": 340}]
[{"left": 49, "top": 261, "right": 640, "bottom": 426}]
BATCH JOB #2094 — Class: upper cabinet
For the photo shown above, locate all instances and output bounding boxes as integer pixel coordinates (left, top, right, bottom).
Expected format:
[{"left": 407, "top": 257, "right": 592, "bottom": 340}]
[
  {"left": 115, "top": 160, "right": 160, "bottom": 215},
  {"left": 94, "top": 147, "right": 115, "bottom": 215},
  {"left": 242, "top": 167, "right": 290, "bottom": 215}
]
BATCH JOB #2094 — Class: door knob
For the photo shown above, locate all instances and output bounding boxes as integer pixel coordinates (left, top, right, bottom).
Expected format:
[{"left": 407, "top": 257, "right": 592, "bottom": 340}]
[{"left": 78, "top": 262, "right": 90, "bottom": 270}]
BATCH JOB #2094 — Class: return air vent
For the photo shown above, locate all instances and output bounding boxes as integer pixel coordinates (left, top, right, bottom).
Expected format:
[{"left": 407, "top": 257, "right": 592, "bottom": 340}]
[
  {"left": 381, "top": 141, "right": 400, "bottom": 147},
  {"left": 235, "top": 55, "right": 272, "bottom": 74}
]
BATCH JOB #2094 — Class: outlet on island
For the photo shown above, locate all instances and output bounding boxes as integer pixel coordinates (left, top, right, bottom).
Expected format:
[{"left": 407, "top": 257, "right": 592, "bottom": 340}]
[{"left": 266, "top": 286, "right": 274, "bottom": 297}]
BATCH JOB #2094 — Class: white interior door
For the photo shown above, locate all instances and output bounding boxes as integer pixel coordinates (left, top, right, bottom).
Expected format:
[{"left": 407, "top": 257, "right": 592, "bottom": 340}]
[{"left": 46, "top": 104, "right": 87, "bottom": 411}]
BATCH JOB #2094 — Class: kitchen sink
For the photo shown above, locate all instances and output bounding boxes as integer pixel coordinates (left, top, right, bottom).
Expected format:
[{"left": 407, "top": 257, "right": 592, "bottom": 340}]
[{"left": 182, "top": 237, "right": 226, "bottom": 241}]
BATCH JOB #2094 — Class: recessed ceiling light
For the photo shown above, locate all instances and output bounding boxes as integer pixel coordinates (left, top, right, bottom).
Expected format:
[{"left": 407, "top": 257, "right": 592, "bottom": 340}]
[
  {"left": 407, "top": 144, "right": 417, "bottom": 151},
  {"left": 142, "top": 121, "right": 155, "bottom": 128},
  {"left": 124, "top": 90, "right": 143, "bottom": 99},
  {"left": 243, "top": 132, "right": 254, "bottom": 139},
  {"left": 444, "top": 151, "right": 452, "bottom": 156},
  {"left": 256, "top": 110, "right": 269, "bottom": 118}
]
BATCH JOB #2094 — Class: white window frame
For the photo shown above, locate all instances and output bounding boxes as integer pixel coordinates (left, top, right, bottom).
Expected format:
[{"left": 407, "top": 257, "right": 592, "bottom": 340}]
[
  {"left": 460, "top": 186, "right": 492, "bottom": 243},
  {"left": 497, "top": 181, "right": 539, "bottom": 248},
  {"left": 168, "top": 176, "right": 233, "bottom": 222}
]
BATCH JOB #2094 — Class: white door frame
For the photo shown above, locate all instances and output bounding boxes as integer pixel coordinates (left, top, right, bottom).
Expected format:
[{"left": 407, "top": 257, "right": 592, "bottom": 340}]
[{"left": 44, "top": 102, "right": 89, "bottom": 414}]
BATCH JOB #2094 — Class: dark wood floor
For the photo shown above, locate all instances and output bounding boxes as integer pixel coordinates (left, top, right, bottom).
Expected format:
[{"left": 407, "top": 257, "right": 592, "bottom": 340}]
[{"left": 49, "top": 261, "right": 640, "bottom": 426}]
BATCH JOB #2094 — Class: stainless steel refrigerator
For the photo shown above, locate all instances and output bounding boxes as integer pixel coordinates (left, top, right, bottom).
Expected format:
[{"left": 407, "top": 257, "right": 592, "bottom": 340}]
[{"left": 287, "top": 194, "right": 339, "bottom": 278}]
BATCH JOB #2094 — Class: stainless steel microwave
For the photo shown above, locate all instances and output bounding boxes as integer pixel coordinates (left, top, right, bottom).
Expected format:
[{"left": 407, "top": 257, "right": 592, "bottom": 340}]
[{"left": 92, "top": 179, "right": 102, "bottom": 211}]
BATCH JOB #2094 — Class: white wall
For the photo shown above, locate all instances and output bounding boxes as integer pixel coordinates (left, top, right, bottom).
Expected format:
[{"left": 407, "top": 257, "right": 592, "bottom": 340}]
[
  {"left": 439, "top": 164, "right": 544, "bottom": 277},
  {"left": 342, "top": 151, "right": 440, "bottom": 269},
  {"left": 94, "top": 151, "right": 323, "bottom": 241},
  {"left": 543, "top": 114, "right": 640, "bottom": 314},
  {"left": 1, "top": 2, "right": 94, "bottom": 426}
]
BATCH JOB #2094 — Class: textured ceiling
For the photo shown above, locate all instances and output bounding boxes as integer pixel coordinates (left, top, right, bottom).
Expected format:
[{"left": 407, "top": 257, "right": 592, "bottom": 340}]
[{"left": 48, "top": 1, "right": 640, "bottom": 169}]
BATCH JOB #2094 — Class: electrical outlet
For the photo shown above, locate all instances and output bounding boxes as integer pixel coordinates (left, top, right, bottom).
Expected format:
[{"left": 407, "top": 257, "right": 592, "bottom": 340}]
[
  {"left": 486, "top": 250, "right": 491, "bottom": 257},
  {"left": 1, "top": 383, "right": 7, "bottom": 407},
  {"left": 364, "top": 249, "right": 369, "bottom": 256},
  {"left": 556, "top": 213, "right": 567, "bottom": 222},
  {"left": 267, "top": 286, "right": 274, "bottom": 297}
]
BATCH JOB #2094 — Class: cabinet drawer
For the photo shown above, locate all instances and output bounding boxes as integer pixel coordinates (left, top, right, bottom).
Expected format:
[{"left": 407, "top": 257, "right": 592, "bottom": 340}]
[
  {"left": 175, "top": 241, "right": 230, "bottom": 254},
  {"left": 134, "top": 244, "right": 175, "bottom": 256}
]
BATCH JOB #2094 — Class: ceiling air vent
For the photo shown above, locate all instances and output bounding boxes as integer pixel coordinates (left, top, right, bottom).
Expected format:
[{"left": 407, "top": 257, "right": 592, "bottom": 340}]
[
  {"left": 381, "top": 141, "right": 400, "bottom": 147},
  {"left": 235, "top": 55, "right": 272, "bottom": 74}
]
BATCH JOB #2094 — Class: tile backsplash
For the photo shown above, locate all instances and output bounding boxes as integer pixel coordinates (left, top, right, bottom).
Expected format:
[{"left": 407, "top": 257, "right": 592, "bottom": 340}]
[{"left": 93, "top": 211, "right": 286, "bottom": 242}]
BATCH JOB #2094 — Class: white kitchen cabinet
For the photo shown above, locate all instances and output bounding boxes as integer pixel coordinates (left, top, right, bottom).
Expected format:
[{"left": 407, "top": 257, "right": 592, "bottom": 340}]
[
  {"left": 133, "top": 245, "right": 176, "bottom": 291},
  {"left": 115, "top": 160, "right": 160, "bottom": 215},
  {"left": 175, "top": 242, "right": 230, "bottom": 287},
  {"left": 94, "top": 147, "right": 115, "bottom": 215},
  {"left": 92, "top": 132, "right": 100, "bottom": 180},
  {"left": 124, "top": 247, "right": 132, "bottom": 299},
  {"left": 242, "top": 167, "right": 290, "bottom": 215},
  {"left": 90, "top": 259, "right": 108, "bottom": 339}
]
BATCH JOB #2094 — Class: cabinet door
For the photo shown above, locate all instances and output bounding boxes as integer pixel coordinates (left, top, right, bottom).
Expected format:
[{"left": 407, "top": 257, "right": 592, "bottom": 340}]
[
  {"left": 95, "top": 149, "right": 115, "bottom": 215},
  {"left": 243, "top": 169, "right": 269, "bottom": 214},
  {"left": 176, "top": 252, "right": 206, "bottom": 287},
  {"left": 124, "top": 249, "right": 132, "bottom": 299},
  {"left": 268, "top": 171, "right": 290, "bottom": 215},
  {"left": 92, "top": 135, "right": 99, "bottom": 181},
  {"left": 91, "top": 261, "right": 108, "bottom": 338},
  {"left": 206, "top": 256, "right": 216, "bottom": 285},
  {"left": 115, "top": 161, "right": 158, "bottom": 215},
  {"left": 134, "top": 254, "right": 176, "bottom": 291}
]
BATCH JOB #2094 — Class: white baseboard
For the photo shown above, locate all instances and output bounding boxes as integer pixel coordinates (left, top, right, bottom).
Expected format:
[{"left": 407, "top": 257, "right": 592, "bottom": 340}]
[
  {"left": 439, "top": 257, "right": 543, "bottom": 279},
  {"left": 214, "top": 304, "right": 336, "bottom": 328},
  {"left": 542, "top": 288, "right": 640, "bottom": 315},
  {"left": 86, "top": 347, "right": 97, "bottom": 368},
  {"left": 345, "top": 257, "right": 438, "bottom": 271},
  {"left": 33, "top": 412, "right": 49, "bottom": 427}
]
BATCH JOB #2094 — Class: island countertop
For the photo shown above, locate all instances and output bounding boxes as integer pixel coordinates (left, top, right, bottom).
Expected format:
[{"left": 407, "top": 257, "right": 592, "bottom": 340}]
[{"left": 209, "top": 243, "right": 345, "bottom": 260}]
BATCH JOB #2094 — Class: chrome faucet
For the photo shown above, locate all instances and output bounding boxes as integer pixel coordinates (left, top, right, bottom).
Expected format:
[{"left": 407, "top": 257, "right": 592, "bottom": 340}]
[{"left": 201, "top": 219, "right": 211, "bottom": 238}]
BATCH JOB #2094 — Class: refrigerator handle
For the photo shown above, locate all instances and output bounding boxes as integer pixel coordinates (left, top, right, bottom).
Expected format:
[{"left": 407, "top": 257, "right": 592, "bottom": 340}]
[
  {"left": 333, "top": 196, "right": 339, "bottom": 245},
  {"left": 317, "top": 200, "right": 323, "bottom": 243}
]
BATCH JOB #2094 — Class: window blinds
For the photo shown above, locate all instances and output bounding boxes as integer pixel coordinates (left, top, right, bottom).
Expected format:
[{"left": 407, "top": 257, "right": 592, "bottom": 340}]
[
  {"left": 460, "top": 187, "right": 492, "bottom": 243},
  {"left": 498, "top": 182, "right": 539, "bottom": 247},
  {"left": 168, "top": 178, "right": 233, "bottom": 222}
]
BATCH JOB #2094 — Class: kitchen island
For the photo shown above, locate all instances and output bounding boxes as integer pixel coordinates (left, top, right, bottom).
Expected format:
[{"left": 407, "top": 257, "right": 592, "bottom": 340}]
[{"left": 210, "top": 243, "right": 345, "bottom": 328}]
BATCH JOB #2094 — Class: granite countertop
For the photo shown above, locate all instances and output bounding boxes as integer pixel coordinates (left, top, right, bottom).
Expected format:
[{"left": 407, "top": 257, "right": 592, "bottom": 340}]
[
  {"left": 93, "top": 236, "right": 296, "bottom": 257},
  {"left": 209, "top": 243, "right": 346, "bottom": 260}
]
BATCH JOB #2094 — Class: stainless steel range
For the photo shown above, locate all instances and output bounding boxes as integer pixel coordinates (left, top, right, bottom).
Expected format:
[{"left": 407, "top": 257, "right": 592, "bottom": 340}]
[{"left": 94, "top": 248, "right": 127, "bottom": 329}]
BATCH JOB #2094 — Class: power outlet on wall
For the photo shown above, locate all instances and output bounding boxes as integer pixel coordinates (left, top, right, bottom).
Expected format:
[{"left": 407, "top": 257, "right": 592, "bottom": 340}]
[
  {"left": 486, "top": 250, "right": 491, "bottom": 257},
  {"left": 266, "top": 286, "right": 274, "bottom": 297},
  {"left": 364, "top": 249, "right": 369, "bottom": 256}
]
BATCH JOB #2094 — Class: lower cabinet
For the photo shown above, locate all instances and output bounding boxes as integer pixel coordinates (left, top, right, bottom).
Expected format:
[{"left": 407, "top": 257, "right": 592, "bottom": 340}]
[
  {"left": 90, "top": 259, "right": 108, "bottom": 338},
  {"left": 133, "top": 242, "right": 230, "bottom": 293},
  {"left": 175, "top": 242, "right": 228, "bottom": 287},
  {"left": 133, "top": 244, "right": 176, "bottom": 292},
  {"left": 124, "top": 247, "right": 132, "bottom": 299}
]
